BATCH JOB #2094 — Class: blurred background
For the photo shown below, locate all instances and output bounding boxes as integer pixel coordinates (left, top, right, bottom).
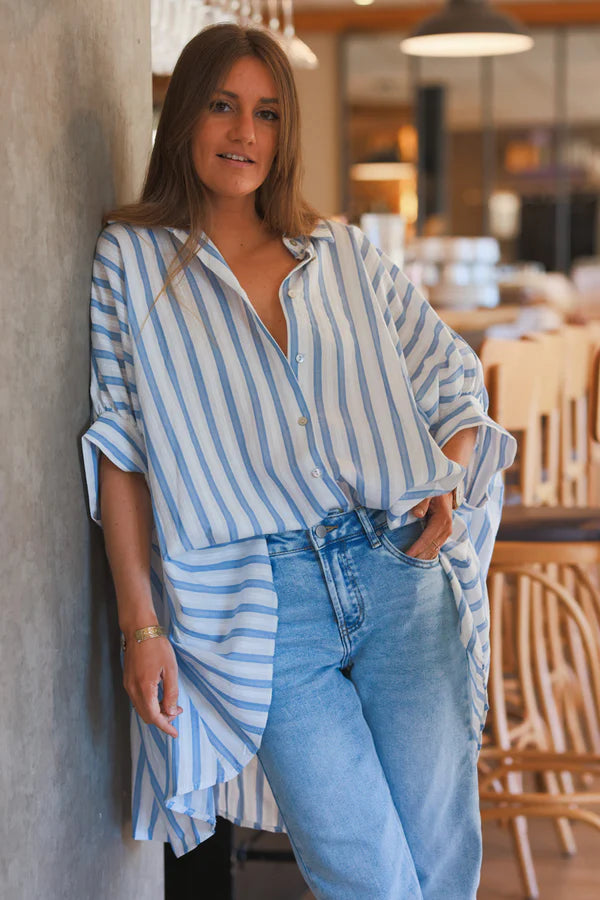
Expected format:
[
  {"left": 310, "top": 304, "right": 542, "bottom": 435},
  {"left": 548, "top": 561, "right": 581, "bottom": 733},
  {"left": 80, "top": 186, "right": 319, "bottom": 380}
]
[{"left": 150, "top": 0, "right": 600, "bottom": 351}]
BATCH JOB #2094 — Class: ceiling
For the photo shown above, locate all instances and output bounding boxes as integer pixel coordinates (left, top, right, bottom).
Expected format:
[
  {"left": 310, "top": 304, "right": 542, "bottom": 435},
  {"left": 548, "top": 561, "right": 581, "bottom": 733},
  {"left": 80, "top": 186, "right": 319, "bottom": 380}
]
[
  {"left": 289, "top": 2, "right": 600, "bottom": 127},
  {"left": 344, "top": 27, "right": 600, "bottom": 127},
  {"left": 293, "top": 0, "right": 554, "bottom": 7}
]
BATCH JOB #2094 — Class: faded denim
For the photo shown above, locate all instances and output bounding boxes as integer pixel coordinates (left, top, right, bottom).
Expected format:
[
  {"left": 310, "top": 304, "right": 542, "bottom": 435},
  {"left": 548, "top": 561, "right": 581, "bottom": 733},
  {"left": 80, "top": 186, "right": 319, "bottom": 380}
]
[{"left": 256, "top": 506, "right": 482, "bottom": 900}]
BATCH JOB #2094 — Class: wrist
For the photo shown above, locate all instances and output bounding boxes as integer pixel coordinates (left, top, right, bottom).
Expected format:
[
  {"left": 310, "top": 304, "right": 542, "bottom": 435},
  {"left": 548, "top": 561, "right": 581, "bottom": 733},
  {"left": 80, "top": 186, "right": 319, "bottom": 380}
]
[
  {"left": 120, "top": 624, "right": 167, "bottom": 653},
  {"left": 118, "top": 611, "right": 159, "bottom": 636}
]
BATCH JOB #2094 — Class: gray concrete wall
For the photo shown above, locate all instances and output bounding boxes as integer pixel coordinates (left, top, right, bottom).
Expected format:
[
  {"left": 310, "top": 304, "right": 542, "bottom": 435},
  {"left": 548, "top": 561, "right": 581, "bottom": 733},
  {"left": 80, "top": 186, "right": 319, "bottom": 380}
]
[{"left": 0, "top": 2, "right": 163, "bottom": 898}]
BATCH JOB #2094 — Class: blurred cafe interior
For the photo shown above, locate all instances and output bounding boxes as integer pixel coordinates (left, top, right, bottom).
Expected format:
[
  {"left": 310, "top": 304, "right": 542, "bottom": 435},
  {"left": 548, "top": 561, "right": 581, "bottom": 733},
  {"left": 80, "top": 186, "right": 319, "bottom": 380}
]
[{"left": 151, "top": 3, "right": 600, "bottom": 900}]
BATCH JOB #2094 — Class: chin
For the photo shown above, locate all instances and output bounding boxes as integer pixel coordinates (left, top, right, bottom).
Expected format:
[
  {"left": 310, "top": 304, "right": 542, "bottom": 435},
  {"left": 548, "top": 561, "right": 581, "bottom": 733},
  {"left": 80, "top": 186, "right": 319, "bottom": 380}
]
[{"left": 208, "top": 180, "right": 264, "bottom": 200}]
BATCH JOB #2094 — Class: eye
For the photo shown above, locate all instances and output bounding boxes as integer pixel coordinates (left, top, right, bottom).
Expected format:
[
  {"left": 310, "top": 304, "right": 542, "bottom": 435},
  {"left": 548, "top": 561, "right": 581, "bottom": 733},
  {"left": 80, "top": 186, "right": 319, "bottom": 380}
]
[
  {"left": 209, "top": 99, "right": 232, "bottom": 113},
  {"left": 257, "top": 108, "right": 279, "bottom": 122}
]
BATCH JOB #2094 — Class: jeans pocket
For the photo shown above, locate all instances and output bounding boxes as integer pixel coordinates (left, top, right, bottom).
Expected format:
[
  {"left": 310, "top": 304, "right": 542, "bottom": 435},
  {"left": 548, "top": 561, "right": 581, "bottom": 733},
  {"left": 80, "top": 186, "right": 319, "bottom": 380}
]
[{"left": 379, "top": 522, "right": 441, "bottom": 569}]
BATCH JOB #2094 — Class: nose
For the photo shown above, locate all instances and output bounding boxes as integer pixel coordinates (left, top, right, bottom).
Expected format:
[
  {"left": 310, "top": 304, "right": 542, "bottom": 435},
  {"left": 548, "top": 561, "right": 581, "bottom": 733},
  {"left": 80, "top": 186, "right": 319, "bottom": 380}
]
[{"left": 228, "top": 109, "right": 256, "bottom": 145}]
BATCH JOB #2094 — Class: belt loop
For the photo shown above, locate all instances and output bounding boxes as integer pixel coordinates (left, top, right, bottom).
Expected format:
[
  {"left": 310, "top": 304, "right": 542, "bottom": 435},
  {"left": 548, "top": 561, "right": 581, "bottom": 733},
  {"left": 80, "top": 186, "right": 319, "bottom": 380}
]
[{"left": 354, "top": 507, "right": 382, "bottom": 549}]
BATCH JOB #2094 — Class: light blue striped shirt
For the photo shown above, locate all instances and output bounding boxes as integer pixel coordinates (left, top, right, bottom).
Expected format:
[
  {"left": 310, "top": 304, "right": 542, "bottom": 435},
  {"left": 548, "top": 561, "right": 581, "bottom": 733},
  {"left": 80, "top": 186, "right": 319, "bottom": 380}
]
[{"left": 82, "top": 219, "right": 516, "bottom": 857}]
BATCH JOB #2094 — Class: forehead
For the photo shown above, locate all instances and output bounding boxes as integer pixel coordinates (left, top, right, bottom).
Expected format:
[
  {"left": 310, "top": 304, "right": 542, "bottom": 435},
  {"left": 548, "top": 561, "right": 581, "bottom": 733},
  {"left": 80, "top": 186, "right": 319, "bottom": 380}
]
[{"left": 218, "top": 56, "right": 278, "bottom": 97}]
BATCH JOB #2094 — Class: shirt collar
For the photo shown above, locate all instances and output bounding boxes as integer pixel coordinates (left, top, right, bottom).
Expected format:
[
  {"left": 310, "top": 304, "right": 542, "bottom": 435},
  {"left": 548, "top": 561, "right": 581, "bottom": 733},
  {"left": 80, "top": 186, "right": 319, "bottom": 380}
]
[
  {"left": 308, "top": 220, "right": 335, "bottom": 242},
  {"left": 163, "top": 218, "right": 334, "bottom": 261},
  {"left": 282, "top": 219, "right": 335, "bottom": 259}
]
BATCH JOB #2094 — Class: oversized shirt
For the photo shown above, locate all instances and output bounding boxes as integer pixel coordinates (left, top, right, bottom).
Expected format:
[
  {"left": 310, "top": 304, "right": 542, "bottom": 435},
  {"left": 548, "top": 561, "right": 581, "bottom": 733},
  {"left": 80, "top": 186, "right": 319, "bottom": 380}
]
[{"left": 81, "top": 219, "right": 516, "bottom": 857}]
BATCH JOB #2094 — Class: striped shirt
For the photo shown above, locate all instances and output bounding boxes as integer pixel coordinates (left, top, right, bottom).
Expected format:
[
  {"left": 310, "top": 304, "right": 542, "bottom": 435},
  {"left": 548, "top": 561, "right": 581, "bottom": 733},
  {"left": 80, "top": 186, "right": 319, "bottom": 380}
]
[{"left": 81, "top": 219, "right": 516, "bottom": 857}]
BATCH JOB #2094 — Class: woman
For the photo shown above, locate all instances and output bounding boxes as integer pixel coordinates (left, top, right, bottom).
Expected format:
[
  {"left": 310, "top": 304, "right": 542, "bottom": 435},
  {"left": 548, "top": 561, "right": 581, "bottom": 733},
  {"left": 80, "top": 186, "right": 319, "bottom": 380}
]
[{"left": 82, "top": 23, "right": 516, "bottom": 900}]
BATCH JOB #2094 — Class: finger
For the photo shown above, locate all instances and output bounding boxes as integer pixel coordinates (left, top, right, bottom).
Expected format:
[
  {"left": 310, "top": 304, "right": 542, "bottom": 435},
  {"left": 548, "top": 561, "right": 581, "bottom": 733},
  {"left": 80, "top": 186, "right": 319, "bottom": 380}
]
[
  {"left": 140, "top": 694, "right": 180, "bottom": 737},
  {"left": 406, "top": 504, "right": 452, "bottom": 558},
  {"left": 136, "top": 678, "right": 161, "bottom": 723},
  {"left": 411, "top": 498, "right": 431, "bottom": 519},
  {"left": 160, "top": 659, "right": 181, "bottom": 718},
  {"left": 404, "top": 537, "right": 440, "bottom": 559},
  {"left": 154, "top": 711, "right": 180, "bottom": 738},
  {"left": 134, "top": 684, "right": 181, "bottom": 738},
  {"left": 405, "top": 526, "right": 447, "bottom": 559}
]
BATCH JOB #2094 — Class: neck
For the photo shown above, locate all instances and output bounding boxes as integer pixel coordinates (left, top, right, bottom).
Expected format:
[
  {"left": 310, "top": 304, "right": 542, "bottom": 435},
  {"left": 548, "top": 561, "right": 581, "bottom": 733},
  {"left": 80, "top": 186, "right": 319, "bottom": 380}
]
[{"left": 204, "top": 194, "right": 267, "bottom": 248}]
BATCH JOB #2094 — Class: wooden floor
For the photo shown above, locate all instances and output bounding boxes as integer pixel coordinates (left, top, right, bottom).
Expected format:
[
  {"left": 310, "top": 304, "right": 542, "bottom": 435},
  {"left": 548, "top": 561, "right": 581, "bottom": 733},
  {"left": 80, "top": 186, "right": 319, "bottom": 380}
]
[
  {"left": 479, "top": 818, "right": 600, "bottom": 900},
  {"left": 233, "top": 816, "right": 600, "bottom": 899}
]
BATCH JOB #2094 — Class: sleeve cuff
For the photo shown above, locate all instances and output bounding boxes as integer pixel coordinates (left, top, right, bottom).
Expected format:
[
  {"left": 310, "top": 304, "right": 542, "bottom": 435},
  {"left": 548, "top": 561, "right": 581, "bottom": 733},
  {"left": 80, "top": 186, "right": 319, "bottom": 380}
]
[
  {"left": 433, "top": 396, "right": 517, "bottom": 510},
  {"left": 81, "top": 410, "right": 148, "bottom": 525}
]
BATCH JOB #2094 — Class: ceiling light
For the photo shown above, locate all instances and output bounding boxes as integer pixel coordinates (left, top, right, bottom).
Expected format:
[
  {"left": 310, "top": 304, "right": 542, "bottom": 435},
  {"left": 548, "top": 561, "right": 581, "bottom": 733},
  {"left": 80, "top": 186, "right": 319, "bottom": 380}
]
[{"left": 400, "top": 0, "right": 534, "bottom": 58}]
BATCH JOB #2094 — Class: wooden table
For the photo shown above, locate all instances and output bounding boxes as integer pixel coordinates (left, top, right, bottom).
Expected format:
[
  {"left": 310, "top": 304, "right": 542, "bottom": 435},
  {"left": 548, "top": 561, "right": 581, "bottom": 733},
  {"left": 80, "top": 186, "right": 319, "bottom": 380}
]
[{"left": 435, "top": 305, "right": 520, "bottom": 333}]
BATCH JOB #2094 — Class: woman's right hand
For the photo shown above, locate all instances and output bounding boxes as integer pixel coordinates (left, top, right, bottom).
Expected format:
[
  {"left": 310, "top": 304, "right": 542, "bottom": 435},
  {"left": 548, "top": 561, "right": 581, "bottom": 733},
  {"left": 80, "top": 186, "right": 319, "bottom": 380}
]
[{"left": 122, "top": 635, "right": 183, "bottom": 738}]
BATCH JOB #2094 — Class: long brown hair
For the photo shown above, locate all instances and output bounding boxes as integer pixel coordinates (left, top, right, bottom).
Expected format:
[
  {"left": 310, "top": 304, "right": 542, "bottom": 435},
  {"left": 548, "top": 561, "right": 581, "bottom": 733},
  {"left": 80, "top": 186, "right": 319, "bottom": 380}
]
[{"left": 107, "top": 23, "right": 320, "bottom": 287}]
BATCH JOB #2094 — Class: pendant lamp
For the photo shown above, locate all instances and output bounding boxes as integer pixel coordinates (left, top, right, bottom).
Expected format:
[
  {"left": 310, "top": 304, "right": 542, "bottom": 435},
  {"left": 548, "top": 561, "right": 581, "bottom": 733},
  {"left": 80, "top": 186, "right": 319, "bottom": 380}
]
[{"left": 400, "top": 0, "right": 534, "bottom": 58}]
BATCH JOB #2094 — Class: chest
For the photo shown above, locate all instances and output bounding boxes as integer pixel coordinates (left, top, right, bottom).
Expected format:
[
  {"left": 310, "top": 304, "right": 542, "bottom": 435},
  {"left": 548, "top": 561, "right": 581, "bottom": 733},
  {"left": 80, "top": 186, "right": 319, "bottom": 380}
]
[{"left": 226, "top": 244, "right": 300, "bottom": 357}]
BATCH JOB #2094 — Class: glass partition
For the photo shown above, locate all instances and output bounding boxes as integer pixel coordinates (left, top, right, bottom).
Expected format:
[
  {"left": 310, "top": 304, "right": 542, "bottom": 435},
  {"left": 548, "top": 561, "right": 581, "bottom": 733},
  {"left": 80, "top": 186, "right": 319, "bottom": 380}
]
[{"left": 343, "top": 26, "right": 600, "bottom": 271}]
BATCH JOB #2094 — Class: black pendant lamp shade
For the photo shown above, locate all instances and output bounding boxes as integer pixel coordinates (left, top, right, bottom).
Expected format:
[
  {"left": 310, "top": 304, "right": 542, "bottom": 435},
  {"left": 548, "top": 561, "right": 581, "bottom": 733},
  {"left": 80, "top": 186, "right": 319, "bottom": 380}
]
[{"left": 400, "top": 0, "right": 534, "bottom": 58}]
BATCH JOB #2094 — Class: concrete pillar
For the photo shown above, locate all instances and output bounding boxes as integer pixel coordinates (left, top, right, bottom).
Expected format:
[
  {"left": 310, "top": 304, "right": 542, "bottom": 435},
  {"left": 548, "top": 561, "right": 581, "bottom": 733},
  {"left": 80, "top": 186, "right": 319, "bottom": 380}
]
[{"left": 0, "top": 2, "right": 163, "bottom": 897}]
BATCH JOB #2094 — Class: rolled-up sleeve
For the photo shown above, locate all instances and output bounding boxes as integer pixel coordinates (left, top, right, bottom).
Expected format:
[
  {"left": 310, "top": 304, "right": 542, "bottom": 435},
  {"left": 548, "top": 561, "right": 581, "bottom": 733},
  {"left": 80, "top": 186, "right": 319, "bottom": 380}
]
[
  {"left": 354, "top": 227, "right": 516, "bottom": 510},
  {"left": 393, "top": 277, "right": 515, "bottom": 508},
  {"left": 81, "top": 228, "right": 148, "bottom": 526}
]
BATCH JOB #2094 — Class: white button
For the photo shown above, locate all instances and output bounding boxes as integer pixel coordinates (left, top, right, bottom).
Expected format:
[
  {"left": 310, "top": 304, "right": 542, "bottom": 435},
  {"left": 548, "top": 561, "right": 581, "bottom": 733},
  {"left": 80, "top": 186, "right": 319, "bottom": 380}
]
[
  {"left": 311, "top": 467, "right": 322, "bottom": 478},
  {"left": 298, "top": 416, "right": 308, "bottom": 426},
  {"left": 295, "top": 353, "right": 304, "bottom": 363},
  {"left": 288, "top": 289, "right": 297, "bottom": 299}
]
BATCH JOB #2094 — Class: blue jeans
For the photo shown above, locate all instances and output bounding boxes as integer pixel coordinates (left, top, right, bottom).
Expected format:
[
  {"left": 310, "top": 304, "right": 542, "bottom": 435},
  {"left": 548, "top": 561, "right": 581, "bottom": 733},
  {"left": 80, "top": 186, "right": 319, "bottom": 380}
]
[{"left": 256, "top": 506, "right": 482, "bottom": 900}]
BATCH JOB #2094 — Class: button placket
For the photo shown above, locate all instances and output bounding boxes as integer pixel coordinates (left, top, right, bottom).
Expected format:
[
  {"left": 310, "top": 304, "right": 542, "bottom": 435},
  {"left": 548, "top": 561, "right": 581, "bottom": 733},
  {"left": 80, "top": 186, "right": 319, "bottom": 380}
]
[{"left": 280, "top": 248, "right": 314, "bottom": 372}]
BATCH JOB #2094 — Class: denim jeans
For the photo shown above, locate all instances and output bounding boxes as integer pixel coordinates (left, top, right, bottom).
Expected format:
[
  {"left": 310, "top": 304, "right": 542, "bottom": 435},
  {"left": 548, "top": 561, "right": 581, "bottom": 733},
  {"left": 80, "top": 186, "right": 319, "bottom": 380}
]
[{"left": 256, "top": 506, "right": 482, "bottom": 900}]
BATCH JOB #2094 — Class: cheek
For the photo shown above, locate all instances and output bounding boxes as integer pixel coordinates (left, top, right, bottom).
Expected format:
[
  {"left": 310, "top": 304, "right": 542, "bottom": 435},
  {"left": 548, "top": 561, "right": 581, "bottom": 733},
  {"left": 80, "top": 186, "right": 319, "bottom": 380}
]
[
  {"left": 191, "top": 149, "right": 207, "bottom": 182},
  {"left": 191, "top": 119, "right": 216, "bottom": 169},
  {"left": 190, "top": 134, "right": 205, "bottom": 174},
  {"left": 262, "top": 130, "right": 280, "bottom": 169}
]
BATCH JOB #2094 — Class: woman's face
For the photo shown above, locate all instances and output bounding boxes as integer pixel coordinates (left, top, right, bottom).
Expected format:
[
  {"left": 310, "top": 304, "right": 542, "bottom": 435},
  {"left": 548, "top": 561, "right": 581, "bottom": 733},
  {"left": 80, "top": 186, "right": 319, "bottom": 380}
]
[{"left": 191, "top": 56, "right": 281, "bottom": 204}]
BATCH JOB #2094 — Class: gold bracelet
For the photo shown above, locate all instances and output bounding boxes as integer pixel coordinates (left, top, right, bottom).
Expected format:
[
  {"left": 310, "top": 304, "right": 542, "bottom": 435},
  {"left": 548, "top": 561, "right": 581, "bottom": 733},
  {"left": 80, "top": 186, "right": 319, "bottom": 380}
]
[{"left": 120, "top": 625, "right": 167, "bottom": 652}]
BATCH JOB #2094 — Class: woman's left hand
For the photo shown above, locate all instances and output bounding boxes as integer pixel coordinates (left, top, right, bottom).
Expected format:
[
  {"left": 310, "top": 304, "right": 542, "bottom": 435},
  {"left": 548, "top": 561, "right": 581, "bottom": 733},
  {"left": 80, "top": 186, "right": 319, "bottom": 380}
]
[
  {"left": 403, "top": 426, "right": 476, "bottom": 559},
  {"left": 405, "top": 494, "right": 454, "bottom": 559}
]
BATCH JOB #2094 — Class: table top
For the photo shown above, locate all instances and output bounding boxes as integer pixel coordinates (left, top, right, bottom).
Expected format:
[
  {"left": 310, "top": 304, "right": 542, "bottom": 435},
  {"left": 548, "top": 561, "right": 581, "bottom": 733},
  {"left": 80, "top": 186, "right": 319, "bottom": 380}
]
[{"left": 435, "top": 305, "right": 520, "bottom": 332}]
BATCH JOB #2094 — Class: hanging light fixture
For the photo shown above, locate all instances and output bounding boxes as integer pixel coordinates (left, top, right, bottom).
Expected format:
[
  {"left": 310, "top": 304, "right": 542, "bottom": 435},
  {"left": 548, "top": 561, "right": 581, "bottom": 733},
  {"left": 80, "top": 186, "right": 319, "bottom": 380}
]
[
  {"left": 400, "top": 0, "right": 534, "bottom": 58},
  {"left": 151, "top": 0, "right": 318, "bottom": 75},
  {"left": 268, "top": 0, "right": 319, "bottom": 70}
]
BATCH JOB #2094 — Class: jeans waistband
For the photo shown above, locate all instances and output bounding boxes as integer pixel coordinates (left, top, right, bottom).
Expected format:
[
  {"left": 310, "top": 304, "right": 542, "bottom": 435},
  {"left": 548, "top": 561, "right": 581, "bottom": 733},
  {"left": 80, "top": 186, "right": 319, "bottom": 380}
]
[{"left": 265, "top": 506, "right": 422, "bottom": 555}]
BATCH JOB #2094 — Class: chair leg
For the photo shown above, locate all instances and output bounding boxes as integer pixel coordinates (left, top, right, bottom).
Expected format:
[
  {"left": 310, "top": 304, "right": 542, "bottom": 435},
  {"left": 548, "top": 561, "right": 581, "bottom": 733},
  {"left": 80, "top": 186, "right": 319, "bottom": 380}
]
[
  {"left": 530, "top": 571, "right": 577, "bottom": 855},
  {"left": 488, "top": 571, "right": 541, "bottom": 896},
  {"left": 540, "top": 770, "right": 577, "bottom": 856},
  {"left": 509, "top": 812, "right": 540, "bottom": 900},
  {"left": 567, "top": 571, "right": 600, "bottom": 752}
]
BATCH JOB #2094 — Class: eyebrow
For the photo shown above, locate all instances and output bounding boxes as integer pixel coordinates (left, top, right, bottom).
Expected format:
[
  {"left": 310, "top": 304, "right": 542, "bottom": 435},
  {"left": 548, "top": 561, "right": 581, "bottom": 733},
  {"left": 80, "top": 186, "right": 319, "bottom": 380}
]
[{"left": 216, "top": 89, "right": 279, "bottom": 104}]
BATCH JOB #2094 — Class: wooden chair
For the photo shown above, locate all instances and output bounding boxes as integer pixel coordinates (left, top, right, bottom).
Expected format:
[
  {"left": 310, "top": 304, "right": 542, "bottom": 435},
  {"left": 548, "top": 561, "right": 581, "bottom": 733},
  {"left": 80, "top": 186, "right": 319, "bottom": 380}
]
[
  {"left": 479, "top": 336, "right": 600, "bottom": 899},
  {"left": 560, "top": 326, "right": 592, "bottom": 506},
  {"left": 586, "top": 322, "right": 600, "bottom": 506},
  {"left": 480, "top": 338, "right": 542, "bottom": 506},
  {"left": 522, "top": 332, "right": 564, "bottom": 506}
]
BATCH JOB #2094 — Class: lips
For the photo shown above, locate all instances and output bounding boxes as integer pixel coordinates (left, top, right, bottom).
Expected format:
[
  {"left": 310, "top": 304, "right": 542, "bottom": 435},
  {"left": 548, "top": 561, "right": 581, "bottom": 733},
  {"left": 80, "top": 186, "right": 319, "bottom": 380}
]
[{"left": 217, "top": 153, "right": 255, "bottom": 163}]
